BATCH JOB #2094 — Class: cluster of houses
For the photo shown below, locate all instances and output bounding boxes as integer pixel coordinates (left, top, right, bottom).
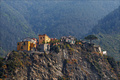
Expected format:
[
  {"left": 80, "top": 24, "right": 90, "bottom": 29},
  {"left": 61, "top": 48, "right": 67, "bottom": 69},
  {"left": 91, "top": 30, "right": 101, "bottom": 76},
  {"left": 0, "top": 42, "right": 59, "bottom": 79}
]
[
  {"left": 17, "top": 34, "right": 107, "bottom": 55},
  {"left": 17, "top": 34, "right": 76, "bottom": 52},
  {"left": 61, "top": 36, "right": 76, "bottom": 44}
]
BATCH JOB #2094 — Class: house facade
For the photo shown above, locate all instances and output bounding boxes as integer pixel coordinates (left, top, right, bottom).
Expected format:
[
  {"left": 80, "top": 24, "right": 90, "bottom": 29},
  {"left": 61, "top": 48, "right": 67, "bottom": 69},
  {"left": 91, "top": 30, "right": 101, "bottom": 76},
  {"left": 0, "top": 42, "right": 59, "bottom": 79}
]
[
  {"left": 103, "top": 51, "right": 107, "bottom": 55},
  {"left": 94, "top": 45, "right": 102, "bottom": 53},
  {"left": 17, "top": 38, "right": 37, "bottom": 51},
  {"left": 37, "top": 44, "right": 50, "bottom": 52},
  {"left": 61, "top": 36, "right": 76, "bottom": 44},
  {"left": 17, "top": 41, "right": 31, "bottom": 51},
  {"left": 38, "top": 34, "right": 51, "bottom": 44}
]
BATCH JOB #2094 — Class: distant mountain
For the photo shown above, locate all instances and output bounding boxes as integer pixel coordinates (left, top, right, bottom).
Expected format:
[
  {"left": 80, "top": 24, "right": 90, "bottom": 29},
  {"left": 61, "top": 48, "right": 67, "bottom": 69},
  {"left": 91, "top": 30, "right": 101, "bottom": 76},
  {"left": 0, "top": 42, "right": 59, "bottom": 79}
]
[
  {"left": 5, "top": 1, "right": 120, "bottom": 38},
  {"left": 91, "top": 6, "right": 120, "bottom": 61},
  {"left": 0, "top": 0, "right": 120, "bottom": 57}
]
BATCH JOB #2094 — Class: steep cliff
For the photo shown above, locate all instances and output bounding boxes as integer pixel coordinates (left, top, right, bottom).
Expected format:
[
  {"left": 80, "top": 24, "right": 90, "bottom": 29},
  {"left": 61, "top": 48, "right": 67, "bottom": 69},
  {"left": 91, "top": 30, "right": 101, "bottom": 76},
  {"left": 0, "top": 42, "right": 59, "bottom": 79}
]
[{"left": 0, "top": 43, "right": 119, "bottom": 80}]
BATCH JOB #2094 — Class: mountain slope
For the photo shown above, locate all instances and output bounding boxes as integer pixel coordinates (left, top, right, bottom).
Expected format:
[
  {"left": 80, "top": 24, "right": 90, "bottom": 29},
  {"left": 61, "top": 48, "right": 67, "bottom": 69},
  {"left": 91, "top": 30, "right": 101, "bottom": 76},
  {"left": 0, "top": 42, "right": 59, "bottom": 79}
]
[
  {"left": 91, "top": 6, "right": 120, "bottom": 61},
  {"left": 0, "top": 43, "right": 119, "bottom": 79},
  {"left": 0, "top": 1, "right": 120, "bottom": 57},
  {"left": 0, "top": 1, "right": 36, "bottom": 56},
  {"left": 5, "top": 1, "right": 120, "bottom": 38}
]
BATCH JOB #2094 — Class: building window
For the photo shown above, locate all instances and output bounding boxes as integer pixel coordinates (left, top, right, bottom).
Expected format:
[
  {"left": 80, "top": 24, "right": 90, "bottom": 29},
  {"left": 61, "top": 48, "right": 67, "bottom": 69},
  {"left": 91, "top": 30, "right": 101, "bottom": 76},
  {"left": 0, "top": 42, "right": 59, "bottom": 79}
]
[
  {"left": 40, "top": 37, "right": 42, "bottom": 39},
  {"left": 24, "top": 42, "right": 25, "bottom": 45},
  {"left": 18, "top": 43, "right": 19, "bottom": 45},
  {"left": 21, "top": 46, "right": 23, "bottom": 49}
]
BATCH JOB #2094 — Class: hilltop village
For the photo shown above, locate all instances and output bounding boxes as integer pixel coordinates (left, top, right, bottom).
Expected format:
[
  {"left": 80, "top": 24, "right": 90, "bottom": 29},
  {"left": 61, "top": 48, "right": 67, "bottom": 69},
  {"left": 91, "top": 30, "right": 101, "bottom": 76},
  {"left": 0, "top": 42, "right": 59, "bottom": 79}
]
[
  {"left": 17, "top": 34, "right": 76, "bottom": 52},
  {"left": 17, "top": 34, "right": 107, "bottom": 55},
  {"left": 1, "top": 34, "right": 119, "bottom": 80}
]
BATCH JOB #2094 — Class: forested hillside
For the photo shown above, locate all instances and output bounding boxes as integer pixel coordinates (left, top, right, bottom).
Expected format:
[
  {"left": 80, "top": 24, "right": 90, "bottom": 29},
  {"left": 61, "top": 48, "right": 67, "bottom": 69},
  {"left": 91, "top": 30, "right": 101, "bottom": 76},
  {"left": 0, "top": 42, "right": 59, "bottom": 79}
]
[
  {"left": 5, "top": 0, "right": 120, "bottom": 38},
  {"left": 0, "top": 0, "right": 120, "bottom": 57},
  {"left": 91, "top": 6, "right": 120, "bottom": 61},
  {"left": 0, "top": 1, "right": 36, "bottom": 56}
]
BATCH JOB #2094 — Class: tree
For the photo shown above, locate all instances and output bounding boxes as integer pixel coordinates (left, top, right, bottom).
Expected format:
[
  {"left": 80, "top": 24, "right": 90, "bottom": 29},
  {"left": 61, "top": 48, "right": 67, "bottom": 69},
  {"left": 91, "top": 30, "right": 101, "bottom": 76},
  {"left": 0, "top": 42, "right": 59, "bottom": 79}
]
[
  {"left": 84, "top": 35, "right": 98, "bottom": 43},
  {"left": 42, "top": 40, "right": 45, "bottom": 44}
]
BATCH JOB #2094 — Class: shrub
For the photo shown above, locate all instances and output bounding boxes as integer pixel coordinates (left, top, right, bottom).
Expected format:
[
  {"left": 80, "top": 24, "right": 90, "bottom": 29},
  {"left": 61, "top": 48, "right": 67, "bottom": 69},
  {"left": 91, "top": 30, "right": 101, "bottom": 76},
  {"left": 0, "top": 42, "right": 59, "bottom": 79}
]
[
  {"left": 50, "top": 45, "right": 59, "bottom": 53},
  {"left": 66, "top": 44, "right": 71, "bottom": 49},
  {"left": 0, "top": 60, "right": 3, "bottom": 68},
  {"left": 7, "top": 61, "right": 16, "bottom": 72},
  {"left": 64, "top": 59, "right": 69, "bottom": 65},
  {"left": 107, "top": 56, "right": 118, "bottom": 73},
  {"left": 72, "top": 59, "right": 78, "bottom": 64}
]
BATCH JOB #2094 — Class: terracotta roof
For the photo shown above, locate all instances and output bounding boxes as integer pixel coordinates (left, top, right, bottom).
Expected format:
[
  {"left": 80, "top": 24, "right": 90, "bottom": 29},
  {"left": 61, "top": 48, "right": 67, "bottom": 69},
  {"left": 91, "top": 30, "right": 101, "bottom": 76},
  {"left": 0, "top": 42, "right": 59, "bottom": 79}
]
[
  {"left": 32, "top": 38, "right": 37, "bottom": 40},
  {"left": 38, "top": 34, "right": 47, "bottom": 36}
]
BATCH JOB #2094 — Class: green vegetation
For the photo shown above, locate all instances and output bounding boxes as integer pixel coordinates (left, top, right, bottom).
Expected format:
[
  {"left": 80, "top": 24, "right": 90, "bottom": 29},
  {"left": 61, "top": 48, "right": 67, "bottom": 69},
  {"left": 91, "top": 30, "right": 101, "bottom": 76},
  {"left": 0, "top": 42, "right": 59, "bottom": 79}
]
[
  {"left": 50, "top": 45, "right": 60, "bottom": 53},
  {"left": 49, "top": 39, "right": 60, "bottom": 44},
  {"left": 6, "top": 51, "right": 23, "bottom": 72},
  {"left": 84, "top": 35, "right": 98, "bottom": 43},
  {"left": 0, "top": 57, "right": 3, "bottom": 68},
  {"left": 65, "top": 43, "right": 74, "bottom": 52},
  {"left": 0, "top": 51, "right": 33, "bottom": 78},
  {"left": 91, "top": 6, "right": 120, "bottom": 61},
  {"left": 0, "top": 41, "right": 119, "bottom": 79},
  {"left": 42, "top": 41, "right": 45, "bottom": 44},
  {"left": 0, "top": 1, "right": 120, "bottom": 57},
  {"left": 0, "top": 1, "right": 36, "bottom": 56},
  {"left": 104, "top": 55, "right": 120, "bottom": 78},
  {"left": 106, "top": 56, "right": 118, "bottom": 73}
]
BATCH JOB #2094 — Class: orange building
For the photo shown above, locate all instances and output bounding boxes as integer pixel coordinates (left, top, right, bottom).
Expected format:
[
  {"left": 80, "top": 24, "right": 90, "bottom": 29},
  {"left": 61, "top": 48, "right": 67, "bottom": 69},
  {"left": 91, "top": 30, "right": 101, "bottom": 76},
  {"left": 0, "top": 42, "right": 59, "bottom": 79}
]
[
  {"left": 17, "top": 38, "right": 37, "bottom": 51},
  {"left": 17, "top": 41, "right": 31, "bottom": 51},
  {"left": 38, "top": 34, "right": 51, "bottom": 44}
]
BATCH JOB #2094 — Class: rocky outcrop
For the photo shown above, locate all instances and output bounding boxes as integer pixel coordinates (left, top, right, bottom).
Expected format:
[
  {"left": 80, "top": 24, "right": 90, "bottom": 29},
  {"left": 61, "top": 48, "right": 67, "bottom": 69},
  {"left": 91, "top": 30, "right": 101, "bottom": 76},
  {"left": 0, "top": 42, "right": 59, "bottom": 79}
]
[{"left": 0, "top": 43, "right": 119, "bottom": 80}]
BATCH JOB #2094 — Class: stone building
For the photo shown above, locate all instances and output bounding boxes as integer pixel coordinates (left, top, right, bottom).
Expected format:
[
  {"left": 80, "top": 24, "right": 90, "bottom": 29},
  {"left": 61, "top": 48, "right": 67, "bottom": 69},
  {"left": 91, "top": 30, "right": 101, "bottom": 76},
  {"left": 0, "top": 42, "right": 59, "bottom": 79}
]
[
  {"left": 17, "top": 38, "right": 37, "bottom": 51},
  {"left": 38, "top": 34, "right": 51, "bottom": 44},
  {"left": 61, "top": 36, "right": 76, "bottom": 44}
]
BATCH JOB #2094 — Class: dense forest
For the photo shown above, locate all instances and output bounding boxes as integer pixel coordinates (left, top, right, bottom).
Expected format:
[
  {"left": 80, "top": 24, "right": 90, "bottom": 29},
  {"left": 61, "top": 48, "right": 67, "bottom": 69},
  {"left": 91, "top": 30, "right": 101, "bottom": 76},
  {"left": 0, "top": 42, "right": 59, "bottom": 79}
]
[
  {"left": 90, "top": 6, "right": 120, "bottom": 61},
  {"left": 0, "top": 0, "right": 120, "bottom": 58},
  {"left": 5, "top": 0, "right": 120, "bottom": 38},
  {"left": 0, "top": 1, "right": 36, "bottom": 56}
]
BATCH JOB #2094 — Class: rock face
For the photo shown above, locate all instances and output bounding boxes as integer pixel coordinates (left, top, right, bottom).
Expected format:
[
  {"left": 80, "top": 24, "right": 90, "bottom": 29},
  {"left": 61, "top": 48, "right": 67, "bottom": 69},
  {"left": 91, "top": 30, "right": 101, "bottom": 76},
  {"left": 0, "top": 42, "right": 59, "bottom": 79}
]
[{"left": 0, "top": 43, "right": 119, "bottom": 80}]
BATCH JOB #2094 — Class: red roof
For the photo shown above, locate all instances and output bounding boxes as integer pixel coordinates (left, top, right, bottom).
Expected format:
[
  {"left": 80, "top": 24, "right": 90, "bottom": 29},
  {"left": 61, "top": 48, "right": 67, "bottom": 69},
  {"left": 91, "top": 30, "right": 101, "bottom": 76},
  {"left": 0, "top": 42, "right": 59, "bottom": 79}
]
[
  {"left": 32, "top": 38, "right": 37, "bottom": 40},
  {"left": 38, "top": 34, "right": 47, "bottom": 36}
]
